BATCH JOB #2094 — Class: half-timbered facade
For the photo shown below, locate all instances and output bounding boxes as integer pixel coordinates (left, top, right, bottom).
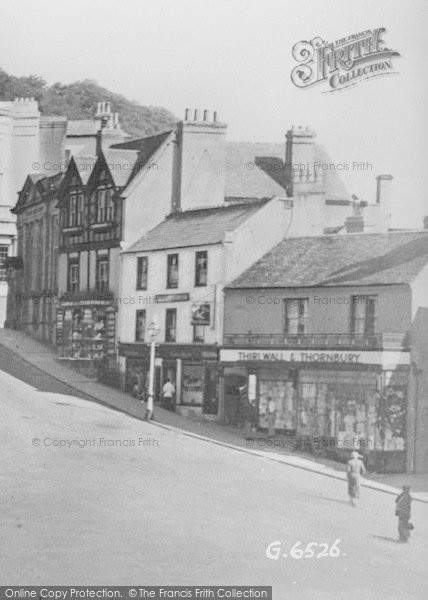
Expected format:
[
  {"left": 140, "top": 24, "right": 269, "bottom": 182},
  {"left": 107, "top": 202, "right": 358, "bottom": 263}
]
[{"left": 56, "top": 149, "right": 138, "bottom": 363}]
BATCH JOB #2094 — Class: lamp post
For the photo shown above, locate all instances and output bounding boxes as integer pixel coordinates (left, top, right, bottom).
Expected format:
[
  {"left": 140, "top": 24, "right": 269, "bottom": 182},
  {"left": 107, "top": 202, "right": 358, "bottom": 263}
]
[{"left": 146, "top": 317, "right": 159, "bottom": 420}]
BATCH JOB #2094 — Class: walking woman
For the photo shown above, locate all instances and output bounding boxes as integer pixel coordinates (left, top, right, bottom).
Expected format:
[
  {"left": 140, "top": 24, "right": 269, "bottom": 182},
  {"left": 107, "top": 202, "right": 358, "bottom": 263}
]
[{"left": 347, "top": 450, "right": 366, "bottom": 506}]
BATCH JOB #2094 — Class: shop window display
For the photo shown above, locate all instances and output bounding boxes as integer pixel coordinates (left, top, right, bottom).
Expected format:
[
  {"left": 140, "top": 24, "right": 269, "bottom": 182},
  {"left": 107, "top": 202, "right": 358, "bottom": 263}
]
[
  {"left": 296, "top": 373, "right": 406, "bottom": 453},
  {"left": 60, "top": 307, "right": 107, "bottom": 359},
  {"left": 259, "top": 379, "right": 296, "bottom": 431},
  {"left": 182, "top": 364, "right": 204, "bottom": 406},
  {"left": 376, "top": 371, "right": 407, "bottom": 451}
]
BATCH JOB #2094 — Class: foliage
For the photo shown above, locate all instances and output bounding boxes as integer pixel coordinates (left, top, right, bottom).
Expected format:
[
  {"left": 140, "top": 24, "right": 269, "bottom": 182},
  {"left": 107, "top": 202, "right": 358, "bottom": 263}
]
[{"left": 0, "top": 68, "right": 177, "bottom": 137}]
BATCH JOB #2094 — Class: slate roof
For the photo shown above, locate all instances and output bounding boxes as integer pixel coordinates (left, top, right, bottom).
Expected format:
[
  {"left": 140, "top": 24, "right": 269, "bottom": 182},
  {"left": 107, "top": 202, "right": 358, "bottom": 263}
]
[
  {"left": 126, "top": 200, "right": 270, "bottom": 253},
  {"left": 111, "top": 130, "right": 172, "bottom": 166},
  {"left": 224, "top": 142, "right": 350, "bottom": 201},
  {"left": 225, "top": 142, "right": 287, "bottom": 198},
  {"left": 72, "top": 155, "right": 98, "bottom": 185},
  {"left": 103, "top": 149, "right": 140, "bottom": 187},
  {"left": 228, "top": 231, "right": 428, "bottom": 288}
]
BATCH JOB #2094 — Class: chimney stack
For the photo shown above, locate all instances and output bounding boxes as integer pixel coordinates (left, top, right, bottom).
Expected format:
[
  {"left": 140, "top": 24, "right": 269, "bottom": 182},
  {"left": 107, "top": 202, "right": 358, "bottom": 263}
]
[
  {"left": 285, "top": 126, "right": 320, "bottom": 198},
  {"left": 172, "top": 108, "right": 227, "bottom": 212}
]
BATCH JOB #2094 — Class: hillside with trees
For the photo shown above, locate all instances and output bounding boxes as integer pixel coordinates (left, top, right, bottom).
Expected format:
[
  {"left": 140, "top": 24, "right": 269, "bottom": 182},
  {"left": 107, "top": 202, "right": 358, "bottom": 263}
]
[{"left": 0, "top": 69, "right": 177, "bottom": 137}]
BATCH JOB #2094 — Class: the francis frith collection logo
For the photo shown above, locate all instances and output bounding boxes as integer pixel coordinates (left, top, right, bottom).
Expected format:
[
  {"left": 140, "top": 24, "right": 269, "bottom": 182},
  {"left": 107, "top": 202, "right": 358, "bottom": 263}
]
[{"left": 291, "top": 28, "right": 400, "bottom": 92}]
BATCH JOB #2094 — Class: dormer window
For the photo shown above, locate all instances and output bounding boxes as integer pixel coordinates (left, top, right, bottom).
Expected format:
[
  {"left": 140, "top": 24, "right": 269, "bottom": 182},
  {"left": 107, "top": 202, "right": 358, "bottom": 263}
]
[
  {"left": 96, "top": 187, "right": 114, "bottom": 223},
  {"left": 68, "top": 191, "right": 83, "bottom": 227}
]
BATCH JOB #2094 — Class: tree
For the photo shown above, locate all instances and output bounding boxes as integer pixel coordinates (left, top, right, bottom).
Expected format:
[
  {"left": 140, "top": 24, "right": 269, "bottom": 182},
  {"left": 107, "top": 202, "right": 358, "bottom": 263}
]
[{"left": 0, "top": 69, "right": 176, "bottom": 137}]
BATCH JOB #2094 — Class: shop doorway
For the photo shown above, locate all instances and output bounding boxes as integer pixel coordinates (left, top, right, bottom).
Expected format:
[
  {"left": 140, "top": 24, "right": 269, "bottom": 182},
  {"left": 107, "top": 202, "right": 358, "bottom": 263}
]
[{"left": 224, "top": 373, "right": 246, "bottom": 426}]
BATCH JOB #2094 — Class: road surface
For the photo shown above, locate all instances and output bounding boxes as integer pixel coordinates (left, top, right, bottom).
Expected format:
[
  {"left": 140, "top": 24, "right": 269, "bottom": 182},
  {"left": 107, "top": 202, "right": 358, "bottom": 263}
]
[{"left": 0, "top": 354, "right": 427, "bottom": 599}]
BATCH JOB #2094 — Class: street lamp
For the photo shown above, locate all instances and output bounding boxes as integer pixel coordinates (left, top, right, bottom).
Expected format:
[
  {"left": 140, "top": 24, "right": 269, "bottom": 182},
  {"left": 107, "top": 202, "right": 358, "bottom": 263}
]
[{"left": 146, "top": 316, "right": 159, "bottom": 420}]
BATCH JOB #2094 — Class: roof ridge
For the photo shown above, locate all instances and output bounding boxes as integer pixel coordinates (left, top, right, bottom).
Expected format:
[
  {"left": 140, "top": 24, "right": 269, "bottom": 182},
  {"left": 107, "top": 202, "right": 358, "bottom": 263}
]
[{"left": 166, "top": 199, "right": 269, "bottom": 218}]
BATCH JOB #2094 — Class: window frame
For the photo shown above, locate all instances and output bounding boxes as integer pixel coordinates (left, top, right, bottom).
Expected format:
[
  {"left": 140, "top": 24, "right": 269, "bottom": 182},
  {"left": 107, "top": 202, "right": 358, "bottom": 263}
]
[
  {"left": 135, "top": 309, "right": 146, "bottom": 342},
  {"left": 95, "top": 186, "right": 114, "bottom": 224},
  {"left": 136, "top": 256, "right": 149, "bottom": 290},
  {"left": 350, "top": 295, "right": 377, "bottom": 335},
  {"left": 67, "top": 257, "right": 80, "bottom": 293},
  {"left": 166, "top": 253, "right": 179, "bottom": 289},
  {"left": 96, "top": 255, "right": 109, "bottom": 293},
  {"left": 0, "top": 245, "right": 8, "bottom": 281},
  {"left": 283, "top": 298, "right": 308, "bottom": 335},
  {"left": 195, "top": 250, "right": 208, "bottom": 287},
  {"left": 193, "top": 324, "right": 205, "bottom": 343},
  {"left": 165, "top": 308, "right": 177, "bottom": 342},
  {"left": 68, "top": 190, "right": 84, "bottom": 227}
]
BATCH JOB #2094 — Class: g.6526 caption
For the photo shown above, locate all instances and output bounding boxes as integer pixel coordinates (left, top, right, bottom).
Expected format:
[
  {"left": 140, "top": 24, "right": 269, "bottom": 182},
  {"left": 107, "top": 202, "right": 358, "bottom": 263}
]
[{"left": 266, "top": 539, "right": 342, "bottom": 560}]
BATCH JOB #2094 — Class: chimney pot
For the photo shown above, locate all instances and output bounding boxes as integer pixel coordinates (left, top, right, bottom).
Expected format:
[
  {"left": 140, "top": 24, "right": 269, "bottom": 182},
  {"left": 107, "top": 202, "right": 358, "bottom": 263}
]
[
  {"left": 194, "top": 109, "right": 200, "bottom": 121},
  {"left": 423, "top": 216, "right": 428, "bottom": 230},
  {"left": 203, "top": 109, "right": 209, "bottom": 121},
  {"left": 184, "top": 108, "right": 191, "bottom": 121},
  {"left": 213, "top": 111, "right": 217, "bottom": 122}
]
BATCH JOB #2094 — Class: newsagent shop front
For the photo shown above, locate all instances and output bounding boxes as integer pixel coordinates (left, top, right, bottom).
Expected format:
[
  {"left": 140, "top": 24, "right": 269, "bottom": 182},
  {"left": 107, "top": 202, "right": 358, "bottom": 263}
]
[
  {"left": 119, "top": 343, "right": 220, "bottom": 418},
  {"left": 220, "top": 348, "right": 410, "bottom": 473}
]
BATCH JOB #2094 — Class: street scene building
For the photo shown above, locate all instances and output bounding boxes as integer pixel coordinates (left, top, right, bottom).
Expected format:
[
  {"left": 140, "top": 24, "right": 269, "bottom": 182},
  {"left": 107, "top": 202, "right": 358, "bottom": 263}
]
[
  {"left": 4, "top": 107, "right": 428, "bottom": 475},
  {"left": 117, "top": 111, "right": 373, "bottom": 418},
  {"left": 0, "top": 98, "right": 67, "bottom": 325},
  {"left": 4, "top": 101, "right": 129, "bottom": 341},
  {"left": 222, "top": 230, "right": 428, "bottom": 473}
]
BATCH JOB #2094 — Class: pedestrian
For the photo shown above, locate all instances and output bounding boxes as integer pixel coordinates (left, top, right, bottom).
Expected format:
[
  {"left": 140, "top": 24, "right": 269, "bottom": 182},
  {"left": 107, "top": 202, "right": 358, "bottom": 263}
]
[
  {"left": 242, "top": 396, "right": 256, "bottom": 440},
  {"left": 395, "top": 485, "right": 413, "bottom": 543},
  {"left": 162, "top": 378, "right": 175, "bottom": 411},
  {"left": 347, "top": 450, "right": 366, "bottom": 506},
  {"left": 266, "top": 396, "right": 276, "bottom": 438}
]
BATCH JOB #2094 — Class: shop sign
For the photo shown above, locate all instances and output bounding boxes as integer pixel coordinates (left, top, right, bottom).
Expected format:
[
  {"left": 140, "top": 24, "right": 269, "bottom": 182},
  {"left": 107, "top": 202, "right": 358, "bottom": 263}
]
[
  {"left": 155, "top": 293, "right": 190, "bottom": 303},
  {"left": 191, "top": 303, "right": 210, "bottom": 325},
  {"left": 220, "top": 349, "right": 410, "bottom": 368}
]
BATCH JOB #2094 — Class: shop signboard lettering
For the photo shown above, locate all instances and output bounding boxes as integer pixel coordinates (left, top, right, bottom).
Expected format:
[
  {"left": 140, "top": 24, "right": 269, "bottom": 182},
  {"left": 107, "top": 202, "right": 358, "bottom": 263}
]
[{"left": 220, "top": 349, "right": 410, "bottom": 367}]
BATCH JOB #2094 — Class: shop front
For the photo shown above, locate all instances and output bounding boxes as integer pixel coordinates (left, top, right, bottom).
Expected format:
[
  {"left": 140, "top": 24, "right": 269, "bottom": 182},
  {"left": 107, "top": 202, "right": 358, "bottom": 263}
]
[
  {"left": 119, "top": 343, "right": 220, "bottom": 418},
  {"left": 220, "top": 348, "right": 410, "bottom": 473},
  {"left": 56, "top": 296, "right": 116, "bottom": 364}
]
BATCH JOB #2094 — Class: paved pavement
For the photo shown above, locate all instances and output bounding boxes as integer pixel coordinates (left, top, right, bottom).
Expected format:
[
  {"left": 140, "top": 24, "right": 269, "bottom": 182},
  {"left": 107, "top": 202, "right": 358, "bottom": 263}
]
[
  {"left": 1, "top": 365, "right": 428, "bottom": 597},
  {"left": 0, "top": 328, "right": 427, "bottom": 501}
]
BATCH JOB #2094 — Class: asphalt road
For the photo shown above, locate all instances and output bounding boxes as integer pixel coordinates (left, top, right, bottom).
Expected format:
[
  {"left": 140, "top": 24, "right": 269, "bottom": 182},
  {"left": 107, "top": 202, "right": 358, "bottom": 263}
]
[{"left": 0, "top": 353, "right": 427, "bottom": 599}]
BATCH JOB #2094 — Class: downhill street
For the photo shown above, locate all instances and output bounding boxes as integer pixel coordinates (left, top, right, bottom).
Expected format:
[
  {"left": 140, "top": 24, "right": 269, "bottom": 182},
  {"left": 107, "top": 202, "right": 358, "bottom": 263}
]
[{"left": 0, "top": 360, "right": 427, "bottom": 599}]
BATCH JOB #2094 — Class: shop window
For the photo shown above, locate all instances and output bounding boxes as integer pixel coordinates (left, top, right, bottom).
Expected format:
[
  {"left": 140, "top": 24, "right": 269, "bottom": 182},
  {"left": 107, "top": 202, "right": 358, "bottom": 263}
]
[
  {"left": 296, "top": 375, "right": 380, "bottom": 451},
  {"left": 135, "top": 309, "right": 146, "bottom": 342},
  {"left": 165, "top": 308, "right": 177, "bottom": 342},
  {"left": 167, "top": 254, "right": 179, "bottom": 289},
  {"left": 96, "top": 257, "right": 109, "bottom": 292},
  {"left": 283, "top": 298, "right": 308, "bottom": 334},
  {"left": 195, "top": 251, "right": 208, "bottom": 286},
  {"left": 59, "top": 307, "right": 107, "bottom": 359},
  {"left": 351, "top": 296, "right": 377, "bottom": 335},
  {"left": 182, "top": 364, "right": 205, "bottom": 406},
  {"left": 136, "top": 256, "right": 148, "bottom": 290},
  {"left": 376, "top": 372, "right": 407, "bottom": 451},
  {"left": 259, "top": 378, "right": 296, "bottom": 431},
  {"left": 67, "top": 258, "right": 80, "bottom": 292},
  {"left": 193, "top": 324, "right": 205, "bottom": 343},
  {"left": 0, "top": 245, "right": 8, "bottom": 281}
]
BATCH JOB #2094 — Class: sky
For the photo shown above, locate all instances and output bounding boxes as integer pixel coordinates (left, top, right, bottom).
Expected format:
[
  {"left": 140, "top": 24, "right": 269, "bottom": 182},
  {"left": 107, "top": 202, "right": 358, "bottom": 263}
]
[{"left": 0, "top": 0, "right": 427, "bottom": 228}]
